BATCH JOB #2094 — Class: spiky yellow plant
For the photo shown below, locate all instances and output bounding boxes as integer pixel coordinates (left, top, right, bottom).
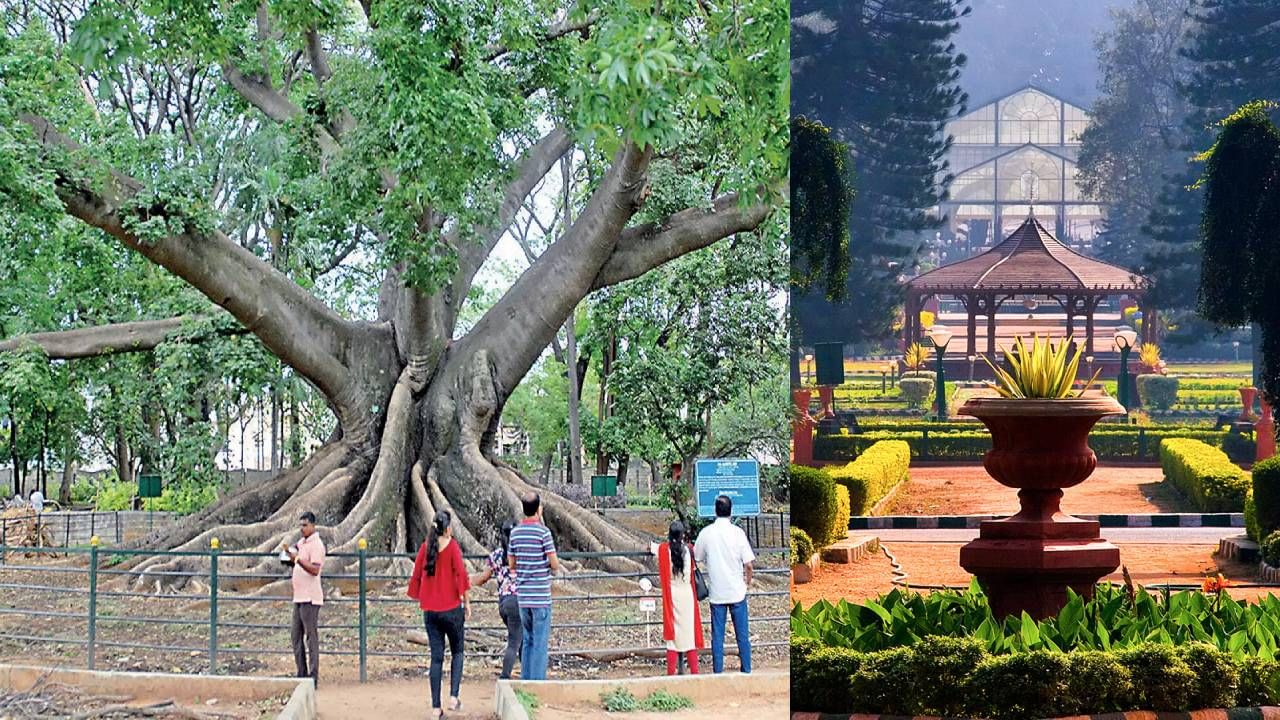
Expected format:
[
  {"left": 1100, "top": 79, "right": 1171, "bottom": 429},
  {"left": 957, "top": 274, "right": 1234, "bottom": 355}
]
[
  {"left": 904, "top": 342, "right": 929, "bottom": 371},
  {"left": 982, "top": 334, "right": 1103, "bottom": 399},
  {"left": 1138, "top": 343, "right": 1163, "bottom": 374}
]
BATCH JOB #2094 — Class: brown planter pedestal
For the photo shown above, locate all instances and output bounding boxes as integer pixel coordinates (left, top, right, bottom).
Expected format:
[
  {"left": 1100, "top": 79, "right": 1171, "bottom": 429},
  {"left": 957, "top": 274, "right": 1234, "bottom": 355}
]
[{"left": 958, "top": 395, "right": 1125, "bottom": 620}]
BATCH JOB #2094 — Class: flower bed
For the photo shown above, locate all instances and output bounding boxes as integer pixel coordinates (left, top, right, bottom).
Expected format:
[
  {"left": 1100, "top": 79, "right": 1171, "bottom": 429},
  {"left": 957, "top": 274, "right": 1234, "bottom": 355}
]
[{"left": 791, "top": 583, "right": 1280, "bottom": 718}]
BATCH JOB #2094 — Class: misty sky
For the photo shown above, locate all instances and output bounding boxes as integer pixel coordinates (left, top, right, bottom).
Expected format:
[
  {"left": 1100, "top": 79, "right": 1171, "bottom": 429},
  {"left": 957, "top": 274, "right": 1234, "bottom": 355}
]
[{"left": 954, "top": 0, "right": 1137, "bottom": 110}]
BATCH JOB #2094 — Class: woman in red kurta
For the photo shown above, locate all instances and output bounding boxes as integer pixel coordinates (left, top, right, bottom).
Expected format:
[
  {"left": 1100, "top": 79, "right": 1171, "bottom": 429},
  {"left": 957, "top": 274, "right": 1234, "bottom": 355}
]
[
  {"left": 656, "top": 521, "right": 704, "bottom": 674},
  {"left": 408, "top": 510, "right": 471, "bottom": 718}
]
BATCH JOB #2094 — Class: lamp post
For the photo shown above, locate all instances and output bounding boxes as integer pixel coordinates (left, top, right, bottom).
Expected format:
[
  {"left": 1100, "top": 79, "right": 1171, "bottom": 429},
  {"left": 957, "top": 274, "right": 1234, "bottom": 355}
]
[
  {"left": 881, "top": 364, "right": 889, "bottom": 394},
  {"left": 803, "top": 354, "right": 814, "bottom": 385},
  {"left": 1114, "top": 329, "right": 1139, "bottom": 411},
  {"left": 967, "top": 355, "right": 976, "bottom": 383},
  {"left": 1234, "top": 340, "right": 1241, "bottom": 362},
  {"left": 927, "top": 324, "right": 954, "bottom": 421},
  {"left": 1086, "top": 356, "right": 1094, "bottom": 383}
]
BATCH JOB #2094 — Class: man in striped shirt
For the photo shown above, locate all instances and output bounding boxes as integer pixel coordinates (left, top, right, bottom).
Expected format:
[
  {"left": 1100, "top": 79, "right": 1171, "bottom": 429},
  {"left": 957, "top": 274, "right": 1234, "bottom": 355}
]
[{"left": 509, "top": 491, "right": 559, "bottom": 679}]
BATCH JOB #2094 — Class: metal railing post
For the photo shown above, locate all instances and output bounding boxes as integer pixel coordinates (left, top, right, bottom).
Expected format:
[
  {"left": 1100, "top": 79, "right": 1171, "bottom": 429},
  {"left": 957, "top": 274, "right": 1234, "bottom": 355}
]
[
  {"left": 1138, "top": 428, "right": 1148, "bottom": 459},
  {"left": 2, "top": 519, "right": 7, "bottom": 564},
  {"left": 88, "top": 536, "right": 100, "bottom": 669},
  {"left": 358, "top": 538, "right": 368, "bottom": 683},
  {"left": 209, "top": 537, "right": 220, "bottom": 674}
]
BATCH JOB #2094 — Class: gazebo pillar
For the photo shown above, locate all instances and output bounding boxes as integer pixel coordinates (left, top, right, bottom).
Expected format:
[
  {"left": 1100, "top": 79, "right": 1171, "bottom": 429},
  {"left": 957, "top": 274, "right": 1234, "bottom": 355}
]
[
  {"left": 965, "top": 294, "right": 978, "bottom": 356},
  {"left": 987, "top": 294, "right": 998, "bottom": 358},
  {"left": 1085, "top": 296, "right": 1097, "bottom": 355},
  {"left": 904, "top": 292, "right": 919, "bottom": 347}
]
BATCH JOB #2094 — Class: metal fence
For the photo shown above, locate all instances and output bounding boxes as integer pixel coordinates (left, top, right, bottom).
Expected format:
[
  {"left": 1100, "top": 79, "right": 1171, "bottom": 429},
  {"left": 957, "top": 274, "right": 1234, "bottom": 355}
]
[
  {"left": 0, "top": 541, "right": 789, "bottom": 683},
  {"left": 739, "top": 512, "right": 789, "bottom": 550}
]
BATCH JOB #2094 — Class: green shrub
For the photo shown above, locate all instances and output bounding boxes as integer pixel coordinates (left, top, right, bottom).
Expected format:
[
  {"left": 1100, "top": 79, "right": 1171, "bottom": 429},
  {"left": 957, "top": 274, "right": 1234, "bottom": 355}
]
[
  {"left": 909, "top": 636, "right": 988, "bottom": 716},
  {"left": 1115, "top": 644, "right": 1195, "bottom": 710},
  {"left": 790, "top": 527, "right": 815, "bottom": 565},
  {"left": 789, "top": 465, "right": 845, "bottom": 548},
  {"left": 1224, "top": 430, "right": 1257, "bottom": 463},
  {"left": 898, "top": 377, "right": 933, "bottom": 409},
  {"left": 969, "top": 651, "right": 1069, "bottom": 720},
  {"left": 1160, "top": 438, "right": 1250, "bottom": 511},
  {"left": 1252, "top": 456, "right": 1280, "bottom": 539},
  {"left": 791, "top": 642, "right": 863, "bottom": 713},
  {"left": 1179, "top": 642, "right": 1239, "bottom": 709},
  {"left": 70, "top": 476, "right": 99, "bottom": 504},
  {"left": 639, "top": 690, "right": 693, "bottom": 711},
  {"left": 600, "top": 687, "right": 639, "bottom": 712},
  {"left": 1237, "top": 656, "right": 1280, "bottom": 705},
  {"left": 1247, "top": 492, "right": 1261, "bottom": 542},
  {"left": 92, "top": 479, "right": 137, "bottom": 511},
  {"left": 1137, "top": 374, "right": 1180, "bottom": 411},
  {"left": 1063, "top": 651, "right": 1132, "bottom": 715},
  {"left": 1262, "top": 531, "right": 1280, "bottom": 567},
  {"left": 848, "top": 646, "right": 916, "bottom": 714},
  {"left": 826, "top": 440, "right": 910, "bottom": 514}
]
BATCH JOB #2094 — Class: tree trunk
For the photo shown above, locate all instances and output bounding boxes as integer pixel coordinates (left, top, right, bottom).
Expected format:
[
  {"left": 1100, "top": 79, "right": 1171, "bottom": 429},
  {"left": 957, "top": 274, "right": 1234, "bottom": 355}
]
[
  {"left": 271, "top": 382, "right": 281, "bottom": 473},
  {"left": 539, "top": 452, "right": 553, "bottom": 484},
  {"left": 648, "top": 459, "right": 659, "bottom": 496},
  {"left": 114, "top": 424, "right": 134, "bottom": 487},
  {"left": 566, "top": 310, "right": 584, "bottom": 485},
  {"left": 59, "top": 459, "right": 76, "bottom": 506},
  {"left": 616, "top": 453, "right": 629, "bottom": 489}
]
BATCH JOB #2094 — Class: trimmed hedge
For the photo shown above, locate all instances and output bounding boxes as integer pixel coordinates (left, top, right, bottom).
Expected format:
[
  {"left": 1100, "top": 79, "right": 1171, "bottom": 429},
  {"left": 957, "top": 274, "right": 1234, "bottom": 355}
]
[
  {"left": 815, "top": 427, "right": 1229, "bottom": 463},
  {"left": 1160, "top": 438, "right": 1251, "bottom": 512},
  {"left": 1251, "top": 456, "right": 1280, "bottom": 539},
  {"left": 1247, "top": 492, "right": 1260, "bottom": 542},
  {"left": 1137, "top": 374, "right": 1181, "bottom": 411},
  {"left": 898, "top": 377, "right": 933, "bottom": 408},
  {"left": 1263, "top": 531, "right": 1280, "bottom": 567},
  {"left": 790, "top": 527, "right": 814, "bottom": 565},
  {"left": 791, "top": 637, "right": 1272, "bottom": 718},
  {"left": 826, "top": 440, "right": 910, "bottom": 514},
  {"left": 789, "top": 465, "right": 847, "bottom": 548}
]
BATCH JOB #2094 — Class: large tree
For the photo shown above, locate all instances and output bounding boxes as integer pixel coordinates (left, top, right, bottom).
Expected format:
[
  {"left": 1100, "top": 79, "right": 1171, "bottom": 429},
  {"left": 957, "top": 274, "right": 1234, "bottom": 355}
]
[
  {"left": 0, "top": 0, "right": 786, "bottom": 584},
  {"left": 1076, "top": 0, "right": 1193, "bottom": 271},
  {"left": 790, "top": 0, "right": 968, "bottom": 349}
]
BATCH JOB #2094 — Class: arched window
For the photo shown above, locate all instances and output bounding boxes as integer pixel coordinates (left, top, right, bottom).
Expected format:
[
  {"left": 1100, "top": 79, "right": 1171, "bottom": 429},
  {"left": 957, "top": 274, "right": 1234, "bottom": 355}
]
[{"left": 998, "top": 90, "right": 1061, "bottom": 145}]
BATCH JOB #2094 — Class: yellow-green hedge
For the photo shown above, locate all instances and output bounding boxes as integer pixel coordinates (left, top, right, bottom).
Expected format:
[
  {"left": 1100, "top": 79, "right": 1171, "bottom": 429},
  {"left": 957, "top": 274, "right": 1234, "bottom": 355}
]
[
  {"left": 1159, "top": 438, "right": 1250, "bottom": 512},
  {"left": 791, "top": 464, "right": 851, "bottom": 548},
  {"left": 828, "top": 440, "right": 911, "bottom": 515}
]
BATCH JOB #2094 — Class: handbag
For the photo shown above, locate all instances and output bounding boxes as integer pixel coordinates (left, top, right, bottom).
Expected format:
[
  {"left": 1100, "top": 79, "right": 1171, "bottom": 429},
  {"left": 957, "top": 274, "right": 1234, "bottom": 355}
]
[{"left": 692, "top": 552, "right": 710, "bottom": 601}]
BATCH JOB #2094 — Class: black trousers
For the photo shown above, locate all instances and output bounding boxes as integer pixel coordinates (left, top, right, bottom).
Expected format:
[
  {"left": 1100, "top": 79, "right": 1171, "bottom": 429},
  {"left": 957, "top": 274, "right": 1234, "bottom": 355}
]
[
  {"left": 291, "top": 602, "right": 321, "bottom": 684},
  {"left": 424, "top": 606, "right": 466, "bottom": 708},
  {"left": 498, "top": 594, "right": 523, "bottom": 679}
]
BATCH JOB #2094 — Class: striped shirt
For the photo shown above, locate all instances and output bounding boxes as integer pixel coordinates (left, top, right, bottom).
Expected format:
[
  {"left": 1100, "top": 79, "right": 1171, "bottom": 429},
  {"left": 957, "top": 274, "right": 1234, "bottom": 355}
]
[{"left": 510, "top": 520, "right": 556, "bottom": 608}]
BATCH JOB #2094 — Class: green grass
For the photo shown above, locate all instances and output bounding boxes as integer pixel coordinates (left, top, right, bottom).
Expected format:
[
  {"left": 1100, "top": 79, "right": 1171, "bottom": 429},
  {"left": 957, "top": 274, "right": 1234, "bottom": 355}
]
[
  {"left": 1167, "top": 361, "right": 1253, "bottom": 375},
  {"left": 600, "top": 687, "right": 695, "bottom": 713}
]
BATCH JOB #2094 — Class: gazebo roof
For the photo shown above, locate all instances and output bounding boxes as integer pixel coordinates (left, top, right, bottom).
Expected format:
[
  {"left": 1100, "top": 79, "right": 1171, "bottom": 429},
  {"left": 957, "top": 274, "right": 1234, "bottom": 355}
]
[{"left": 908, "top": 217, "right": 1148, "bottom": 293}]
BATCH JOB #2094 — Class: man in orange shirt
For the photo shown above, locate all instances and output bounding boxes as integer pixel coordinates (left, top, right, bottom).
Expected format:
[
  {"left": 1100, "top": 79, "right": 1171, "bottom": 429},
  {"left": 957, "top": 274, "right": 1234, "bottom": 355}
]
[{"left": 287, "top": 512, "right": 326, "bottom": 686}]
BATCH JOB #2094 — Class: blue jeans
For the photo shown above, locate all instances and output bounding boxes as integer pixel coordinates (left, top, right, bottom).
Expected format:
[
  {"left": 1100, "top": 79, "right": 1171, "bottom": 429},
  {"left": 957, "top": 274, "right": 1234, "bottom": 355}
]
[
  {"left": 519, "top": 605, "right": 551, "bottom": 679},
  {"left": 710, "top": 599, "right": 751, "bottom": 673}
]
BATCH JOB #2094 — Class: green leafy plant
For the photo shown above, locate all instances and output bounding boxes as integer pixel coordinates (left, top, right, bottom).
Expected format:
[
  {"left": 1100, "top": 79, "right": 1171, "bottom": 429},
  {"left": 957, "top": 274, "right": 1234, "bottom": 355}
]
[
  {"left": 897, "top": 377, "right": 933, "bottom": 409},
  {"left": 639, "top": 690, "right": 693, "bottom": 711},
  {"left": 790, "top": 527, "right": 815, "bottom": 565},
  {"left": 982, "top": 334, "right": 1102, "bottom": 399},
  {"left": 904, "top": 342, "right": 929, "bottom": 371},
  {"left": 1137, "top": 374, "right": 1180, "bottom": 410},
  {"left": 789, "top": 465, "right": 849, "bottom": 548},
  {"left": 601, "top": 687, "right": 640, "bottom": 712}
]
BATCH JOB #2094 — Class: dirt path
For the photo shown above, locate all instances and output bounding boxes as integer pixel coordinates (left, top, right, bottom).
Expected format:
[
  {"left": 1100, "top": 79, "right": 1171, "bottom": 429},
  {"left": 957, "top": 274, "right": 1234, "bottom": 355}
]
[
  {"left": 888, "top": 464, "right": 1187, "bottom": 516},
  {"left": 318, "top": 678, "right": 496, "bottom": 719},
  {"left": 535, "top": 695, "right": 790, "bottom": 719},
  {"left": 792, "top": 542, "right": 1270, "bottom": 607}
]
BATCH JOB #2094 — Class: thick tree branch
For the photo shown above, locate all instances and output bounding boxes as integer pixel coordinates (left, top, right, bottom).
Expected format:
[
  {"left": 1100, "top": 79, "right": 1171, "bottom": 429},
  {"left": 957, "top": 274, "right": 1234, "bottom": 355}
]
[
  {"left": 482, "top": 10, "right": 601, "bottom": 61},
  {"left": 450, "top": 127, "right": 573, "bottom": 307},
  {"left": 459, "top": 142, "right": 653, "bottom": 398},
  {"left": 0, "top": 316, "right": 246, "bottom": 359},
  {"left": 219, "top": 62, "right": 340, "bottom": 156},
  {"left": 591, "top": 186, "right": 783, "bottom": 291},
  {"left": 19, "top": 112, "right": 355, "bottom": 402}
]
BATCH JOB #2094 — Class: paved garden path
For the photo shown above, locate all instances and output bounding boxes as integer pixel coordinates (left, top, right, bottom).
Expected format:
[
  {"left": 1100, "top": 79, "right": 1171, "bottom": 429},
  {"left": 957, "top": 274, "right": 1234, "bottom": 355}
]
[{"left": 888, "top": 464, "right": 1187, "bottom": 516}]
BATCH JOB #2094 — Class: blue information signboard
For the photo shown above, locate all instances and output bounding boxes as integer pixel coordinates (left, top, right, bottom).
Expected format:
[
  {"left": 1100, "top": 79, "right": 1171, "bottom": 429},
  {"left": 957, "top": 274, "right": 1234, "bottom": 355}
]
[{"left": 695, "top": 458, "right": 760, "bottom": 518}]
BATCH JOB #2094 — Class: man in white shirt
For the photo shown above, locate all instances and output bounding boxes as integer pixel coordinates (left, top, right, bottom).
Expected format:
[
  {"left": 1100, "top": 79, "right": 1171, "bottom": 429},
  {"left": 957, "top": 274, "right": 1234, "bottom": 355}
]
[{"left": 694, "top": 494, "right": 755, "bottom": 673}]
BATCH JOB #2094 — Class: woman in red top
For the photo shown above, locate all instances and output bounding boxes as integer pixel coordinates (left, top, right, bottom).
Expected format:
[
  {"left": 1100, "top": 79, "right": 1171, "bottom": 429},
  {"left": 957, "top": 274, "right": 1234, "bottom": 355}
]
[
  {"left": 655, "top": 521, "right": 704, "bottom": 674},
  {"left": 408, "top": 510, "right": 471, "bottom": 718}
]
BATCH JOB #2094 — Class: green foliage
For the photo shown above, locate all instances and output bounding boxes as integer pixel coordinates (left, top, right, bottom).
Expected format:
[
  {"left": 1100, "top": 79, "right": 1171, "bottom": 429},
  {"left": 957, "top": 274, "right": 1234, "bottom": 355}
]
[
  {"left": 790, "top": 527, "right": 815, "bottom": 566},
  {"left": 514, "top": 689, "right": 539, "bottom": 718},
  {"left": 600, "top": 687, "right": 639, "bottom": 712},
  {"left": 791, "top": 117, "right": 852, "bottom": 301},
  {"left": 637, "top": 690, "right": 693, "bottom": 712},
  {"left": 1262, "top": 531, "right": 1280, "bottom": 568},
  {"left": 1247, "top": 492, "right": 1261, "bottom": 542},
  {"left": 1224, "top": 430, "right": 1257, "bottom": 463},
  {"left": 91, "top": 478, "right": 136, "bottom": 511},
  {"left": 1160, "top": 438, "right": 1251, "bottom": 511},
  {"left": 826, "top": 440, "right": 910, "bottom": 514},
  {"left": 814, "top": 426, "right": 1230, "bottom": 463},
  {"left": 790, "top": 638, "right": 862, "bottom": 714},
  {"left": 788, "top": 465, "right": 847, "bottom": 548},
  {"left": 1137, "top": 374, "right": 1181, "bottom": 411},
  {"left": 967, "top": 651, "right": 1070, "bottom": 720},
  {"left": 1252, "top": 457, "right": 1280, "bottom": 540},
  {"left": 898, "top": 378, "right": 933, "bottom": 410}
]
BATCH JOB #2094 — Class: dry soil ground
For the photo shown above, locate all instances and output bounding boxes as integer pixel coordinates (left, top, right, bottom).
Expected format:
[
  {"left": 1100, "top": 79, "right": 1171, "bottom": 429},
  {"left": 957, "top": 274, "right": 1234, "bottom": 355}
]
[{"left": 887, "top": 464, "right": 1186, "bottom": 516}]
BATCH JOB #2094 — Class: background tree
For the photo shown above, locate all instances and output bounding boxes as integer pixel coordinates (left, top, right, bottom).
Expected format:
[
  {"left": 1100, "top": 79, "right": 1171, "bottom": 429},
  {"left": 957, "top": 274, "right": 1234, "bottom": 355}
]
[
  {"left": 790, "top": 0, "right": 968, "bottom": 349},
  {"left": 1077, "top": 0, "right": 1193, "bottom": 270},
  {"left": 1196, "top": 102, "right": 1280, "bottom": 407},
  {"left": 0, "top": 0, "right": 787, "bottom": 584}
]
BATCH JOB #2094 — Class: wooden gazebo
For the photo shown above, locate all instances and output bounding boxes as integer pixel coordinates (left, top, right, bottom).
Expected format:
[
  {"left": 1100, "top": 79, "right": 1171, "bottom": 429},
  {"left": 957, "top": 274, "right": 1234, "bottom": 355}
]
[{"left": 905, "top": 216, "right": 1153, "bottom": 358}]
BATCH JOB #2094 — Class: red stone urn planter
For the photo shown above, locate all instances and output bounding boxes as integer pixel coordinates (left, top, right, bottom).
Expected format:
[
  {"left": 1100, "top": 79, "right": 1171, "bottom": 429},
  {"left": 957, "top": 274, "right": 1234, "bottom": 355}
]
[
  {"left": 958, "top": 394, "right": 1125, "bottom": 620},
  {"left": 1258, "top": 399, "right": 1276, "bottom": 462},
  {"left": 1240, "top": 387, "right": 1259, "bottom": 422}
]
